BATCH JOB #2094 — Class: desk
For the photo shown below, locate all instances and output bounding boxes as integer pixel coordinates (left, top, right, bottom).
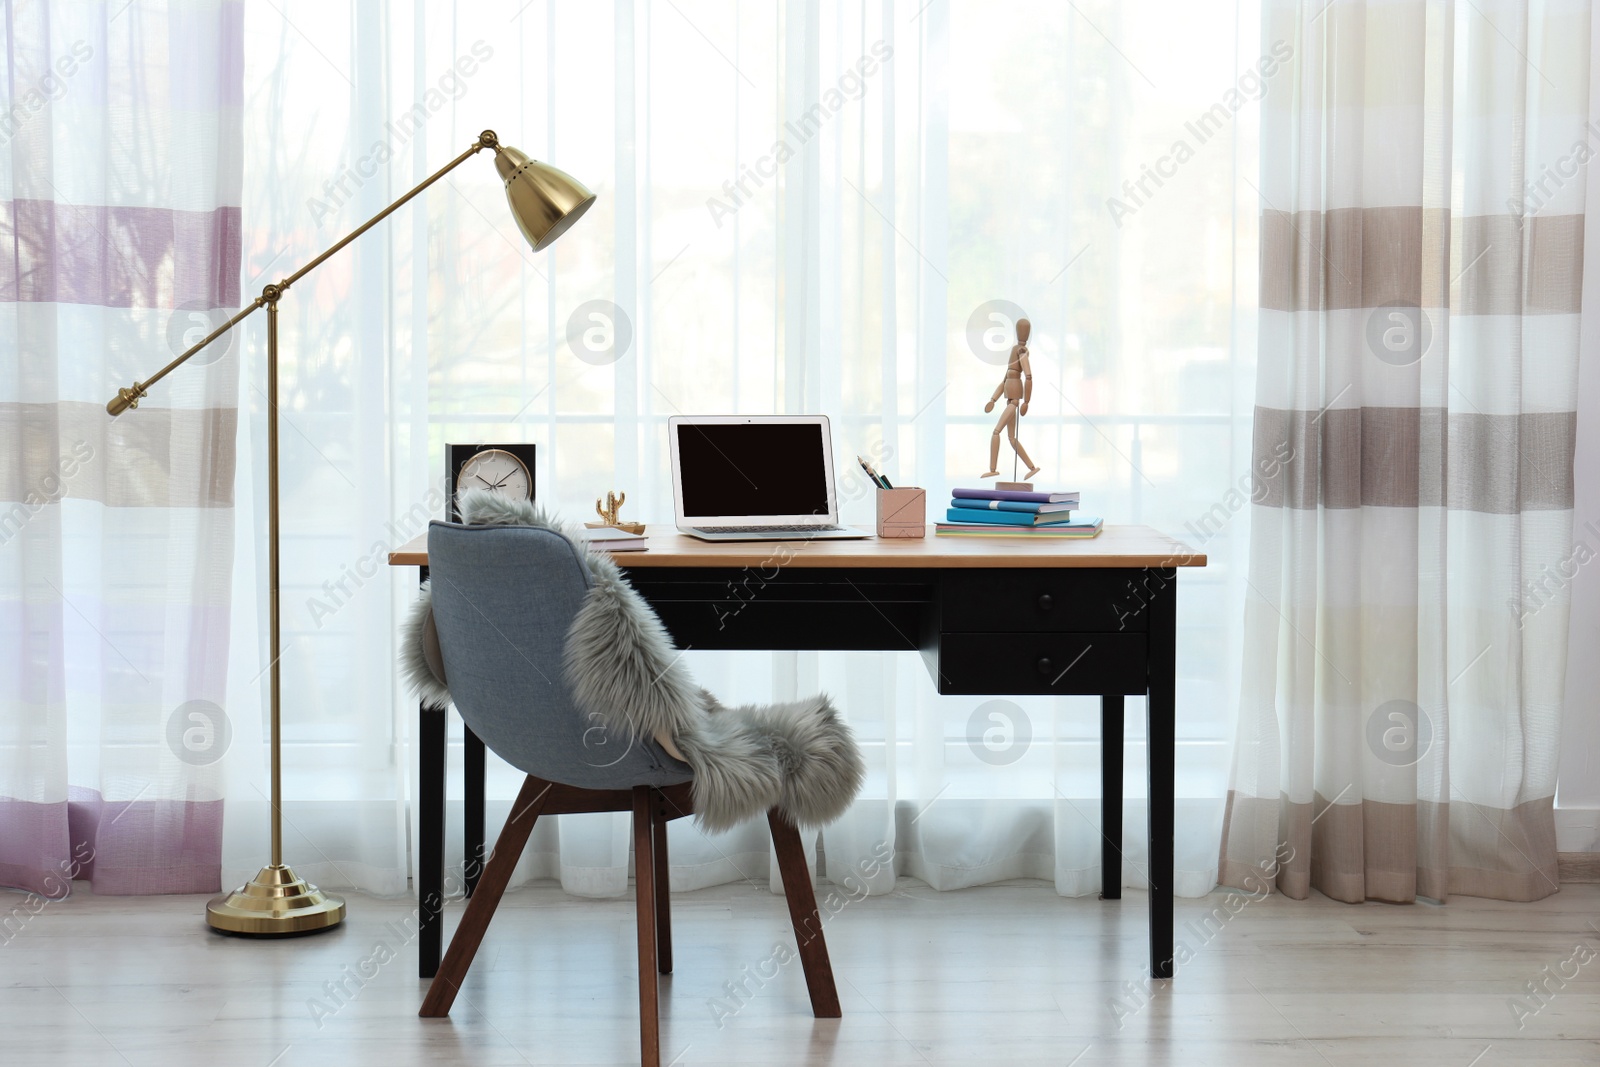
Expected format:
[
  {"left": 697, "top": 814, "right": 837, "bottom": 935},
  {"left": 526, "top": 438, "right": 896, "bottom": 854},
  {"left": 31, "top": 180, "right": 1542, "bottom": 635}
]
[{"left": 390, "top": 524, "right": 1204, "bottom": 980}]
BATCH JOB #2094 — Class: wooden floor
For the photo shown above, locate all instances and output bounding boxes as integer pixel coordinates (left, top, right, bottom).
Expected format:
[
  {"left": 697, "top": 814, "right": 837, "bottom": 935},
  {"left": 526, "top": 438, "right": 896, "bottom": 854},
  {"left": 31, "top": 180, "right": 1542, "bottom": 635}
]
[{"left": 4, "top": 878, "right": 1598, "bottom": 1066}]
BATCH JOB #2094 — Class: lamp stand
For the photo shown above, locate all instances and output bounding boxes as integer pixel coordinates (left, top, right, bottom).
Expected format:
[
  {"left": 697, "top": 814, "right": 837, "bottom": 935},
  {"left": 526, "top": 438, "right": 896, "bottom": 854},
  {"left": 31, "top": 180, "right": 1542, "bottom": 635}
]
[
  {"left": 106, "top": 130, "right": 595, "bottom": 939},
  {"left": 206, "top": 292, "right": 344, "bottom": 935}
]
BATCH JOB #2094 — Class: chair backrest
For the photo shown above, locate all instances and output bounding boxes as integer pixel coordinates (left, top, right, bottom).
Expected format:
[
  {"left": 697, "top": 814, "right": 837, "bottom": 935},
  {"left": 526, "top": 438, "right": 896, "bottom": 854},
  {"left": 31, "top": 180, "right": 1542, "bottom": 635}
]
[{"left": 426, "top": 520, "right": 675, "bottom": 789}]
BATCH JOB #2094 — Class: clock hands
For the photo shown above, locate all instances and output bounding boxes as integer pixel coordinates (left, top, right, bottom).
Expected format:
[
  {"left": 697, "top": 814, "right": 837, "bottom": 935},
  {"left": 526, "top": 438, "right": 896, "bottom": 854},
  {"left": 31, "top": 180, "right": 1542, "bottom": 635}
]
[
  {"left": 468, "top": 470, "right": 520, "bottom": 493},
  {"left": 461, "top": 450, "right": 526, "bottom": 500}
]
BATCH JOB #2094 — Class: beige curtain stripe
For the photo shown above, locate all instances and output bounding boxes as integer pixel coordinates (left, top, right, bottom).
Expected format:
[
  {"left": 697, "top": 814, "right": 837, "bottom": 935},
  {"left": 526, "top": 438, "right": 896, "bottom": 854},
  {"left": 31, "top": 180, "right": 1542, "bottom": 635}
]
[
  {"left": 1307, "top": 797, "right": 1419, "bottom": 904},
  {"left": 1249, "top": 406, "right": 1575, "bottom": 511},
  {"left": 1218, "top": 792, "right": 1310, "bottom": 899},
  {"left": 0, "top": 401, "right": 237, "bottom": 509},
  {"left": 1221, "top": 791, "right": 1558, "bottom": 903},
  {"left": 1428, "top": 797, "right": 1560, "bottom": 901},
  {"left": 1217, "top": 789, "right": 1280, "bottom": 878},
  {"left": 1414, "top": 799, "right": 1450, "bottom": 903},
  {"left": 1302, "top": 795, "right": 1557, "bottom": 903},
  {"left": 1260, "top": 208, "right": 1584, "bottom": 314},
  {"left": 1260, "top": 206, "right": 1431, "bottom": 311},
  {"left": 1459, "top": 214, "right": 1587, "bottom": 315}
]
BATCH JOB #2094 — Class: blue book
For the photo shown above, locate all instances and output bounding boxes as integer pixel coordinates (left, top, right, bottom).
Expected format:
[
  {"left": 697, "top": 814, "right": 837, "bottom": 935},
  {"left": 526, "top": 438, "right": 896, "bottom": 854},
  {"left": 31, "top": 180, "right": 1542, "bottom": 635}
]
[
  {"left": 947, "top": 497, "right": 1071, "bottom": 515},
  {"left": 945, "top": 506, "right": 1076, "bottom": 527},
  {"left": 937, "top": 516, "right": 1102, "bottom": 538}
]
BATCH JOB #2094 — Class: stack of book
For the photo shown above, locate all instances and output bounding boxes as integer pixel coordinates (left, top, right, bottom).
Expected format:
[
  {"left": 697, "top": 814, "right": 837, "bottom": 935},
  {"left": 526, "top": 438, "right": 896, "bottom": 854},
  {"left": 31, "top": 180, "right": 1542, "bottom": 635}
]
[
  {"left": 937, "top": 487, "right": 1102, "bottom": 538},
  {"left": 583, "top": 527, "right": 650, "bottom": 552}
]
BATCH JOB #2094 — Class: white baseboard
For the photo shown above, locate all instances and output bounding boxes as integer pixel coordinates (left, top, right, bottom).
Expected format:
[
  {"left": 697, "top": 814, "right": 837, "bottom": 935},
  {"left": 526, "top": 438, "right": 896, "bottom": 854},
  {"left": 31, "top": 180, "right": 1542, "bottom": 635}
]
[{"left": 1555, "top": 806, "right": 1600, "bottom": 853}]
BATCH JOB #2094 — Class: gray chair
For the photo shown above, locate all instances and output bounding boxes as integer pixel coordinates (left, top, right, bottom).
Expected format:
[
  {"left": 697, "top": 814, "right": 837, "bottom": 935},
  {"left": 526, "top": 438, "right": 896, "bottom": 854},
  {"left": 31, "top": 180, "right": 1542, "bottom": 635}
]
[{"left": 416, "top": 520, "right": 840, "bottom": 1067}]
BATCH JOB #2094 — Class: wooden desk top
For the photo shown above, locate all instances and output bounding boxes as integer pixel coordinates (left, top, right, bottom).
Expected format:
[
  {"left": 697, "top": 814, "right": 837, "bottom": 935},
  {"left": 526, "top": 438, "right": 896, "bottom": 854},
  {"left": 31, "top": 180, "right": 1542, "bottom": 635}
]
[{"left": 388, "top": 524, "right": 1204, "bottom": 569}]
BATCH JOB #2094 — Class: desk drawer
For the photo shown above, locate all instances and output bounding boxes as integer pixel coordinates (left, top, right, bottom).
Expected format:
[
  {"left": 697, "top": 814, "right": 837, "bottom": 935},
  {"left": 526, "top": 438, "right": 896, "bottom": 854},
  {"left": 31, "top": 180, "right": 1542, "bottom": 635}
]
[
  {"left": 650, "top": 599, "right": 922, "bottom": 651},
  {"left": 937, "top": 632, "right": 1147, "bottom": 695},
  {"left": 629, "top": 569, "right": 935, "bottom": 651},
  {"left": 942, "top": 570, "right": 1147, "bottom": 632}
]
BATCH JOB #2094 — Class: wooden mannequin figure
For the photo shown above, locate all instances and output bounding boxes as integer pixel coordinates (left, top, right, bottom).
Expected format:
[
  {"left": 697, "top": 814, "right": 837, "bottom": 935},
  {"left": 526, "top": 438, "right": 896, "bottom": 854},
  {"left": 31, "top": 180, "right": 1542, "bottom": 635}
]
[{"left": 981, "top": 317, "right": 1041, "bottom": 482}]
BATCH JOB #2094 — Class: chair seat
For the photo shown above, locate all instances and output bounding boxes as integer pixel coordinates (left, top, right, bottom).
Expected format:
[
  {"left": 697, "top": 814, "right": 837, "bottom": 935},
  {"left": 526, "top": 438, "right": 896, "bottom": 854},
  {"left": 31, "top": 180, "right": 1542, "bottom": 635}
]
[{"left": 562, "top": 735, "right": 693, "bottom": 791}]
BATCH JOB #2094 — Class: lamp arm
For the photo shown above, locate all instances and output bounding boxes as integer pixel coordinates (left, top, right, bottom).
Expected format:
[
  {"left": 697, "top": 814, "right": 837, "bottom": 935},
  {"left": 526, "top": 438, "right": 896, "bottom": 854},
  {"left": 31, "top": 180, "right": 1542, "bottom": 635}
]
[
  {"left": 279, "top": 131, "right": 496, "bottom": 291},
  {"left": 107, "top": 130, "right": 503, "bottom": 417},
  {"left": 107, "top": 295, "right": 266, "bottom": 414}
]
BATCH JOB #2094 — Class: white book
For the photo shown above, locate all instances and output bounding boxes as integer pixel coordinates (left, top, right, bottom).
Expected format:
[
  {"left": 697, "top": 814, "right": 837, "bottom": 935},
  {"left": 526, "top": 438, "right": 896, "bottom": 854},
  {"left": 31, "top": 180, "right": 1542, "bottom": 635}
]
[
  {"left": 583, "top": 527, "right": 649, "bottom": 552},
  {"left": 592, "top": 540, "right": 649, "bottom": 552}
]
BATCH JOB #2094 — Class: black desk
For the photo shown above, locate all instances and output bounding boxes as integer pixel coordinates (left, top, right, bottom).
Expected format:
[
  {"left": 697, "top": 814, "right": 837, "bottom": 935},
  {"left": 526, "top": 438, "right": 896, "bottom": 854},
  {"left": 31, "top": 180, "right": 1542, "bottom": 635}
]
[{"left": 390, "top": 524, "right": 1203, "bottom": 980}]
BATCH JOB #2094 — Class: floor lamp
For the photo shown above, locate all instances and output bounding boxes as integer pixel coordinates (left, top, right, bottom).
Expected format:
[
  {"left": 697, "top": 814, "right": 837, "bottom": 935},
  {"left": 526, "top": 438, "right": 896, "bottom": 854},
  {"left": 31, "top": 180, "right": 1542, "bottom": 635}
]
[{"left": 107, "top": 130, "right": 595, "bottom": 935}]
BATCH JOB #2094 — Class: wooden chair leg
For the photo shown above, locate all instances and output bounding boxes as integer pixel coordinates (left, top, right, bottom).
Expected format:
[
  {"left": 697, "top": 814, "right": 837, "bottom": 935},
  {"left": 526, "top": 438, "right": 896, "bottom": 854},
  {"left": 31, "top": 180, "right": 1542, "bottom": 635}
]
[
  {"left": 633, "top": 787, "right": 661, "bottom": 1067},
  {"left": 652, "top": 797, "right": 673, "bottom": 974},
  {"left": 767, "top": 809, "right": 842, "bottom": 1018},
  {"left": 419, "top": 775, "right": 551, "bottom": 1018}
]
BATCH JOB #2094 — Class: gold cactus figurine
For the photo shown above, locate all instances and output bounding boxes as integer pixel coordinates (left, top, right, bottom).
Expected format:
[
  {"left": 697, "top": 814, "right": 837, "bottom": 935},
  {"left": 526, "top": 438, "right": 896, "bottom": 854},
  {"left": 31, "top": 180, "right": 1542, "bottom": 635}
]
[{"left": 586, "top": 489, "right": 645, "bottom": 535}]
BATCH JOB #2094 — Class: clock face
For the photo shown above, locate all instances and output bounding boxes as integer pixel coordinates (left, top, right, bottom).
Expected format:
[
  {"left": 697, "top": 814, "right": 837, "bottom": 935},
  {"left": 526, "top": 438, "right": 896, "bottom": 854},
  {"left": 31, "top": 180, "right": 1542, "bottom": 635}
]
[{"left": 456, "top": 449, "right": 533, "bottom": 507}]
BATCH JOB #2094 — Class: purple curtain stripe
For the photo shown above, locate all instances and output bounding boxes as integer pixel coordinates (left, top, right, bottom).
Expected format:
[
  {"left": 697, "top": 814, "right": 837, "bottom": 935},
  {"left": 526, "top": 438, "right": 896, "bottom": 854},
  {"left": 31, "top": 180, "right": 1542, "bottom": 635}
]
[
  {"left": 67, "top": 788, "right": 224, "bottom": 895},
  {"left": 0, "top": 200, "right": 242, "bottom": 309},
  {"left": 0, "top": 798, "right": 71, "bottom": 899},
  {"left": 4, "top": 793, "right": 226, "bottom": 898}
]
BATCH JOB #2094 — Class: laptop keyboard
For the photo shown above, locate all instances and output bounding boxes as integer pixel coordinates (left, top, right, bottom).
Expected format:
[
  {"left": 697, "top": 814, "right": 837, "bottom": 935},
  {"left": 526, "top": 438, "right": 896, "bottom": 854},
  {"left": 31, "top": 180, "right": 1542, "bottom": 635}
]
[{"left": 693, "top": 524, "right": 848, "bottom": 534}]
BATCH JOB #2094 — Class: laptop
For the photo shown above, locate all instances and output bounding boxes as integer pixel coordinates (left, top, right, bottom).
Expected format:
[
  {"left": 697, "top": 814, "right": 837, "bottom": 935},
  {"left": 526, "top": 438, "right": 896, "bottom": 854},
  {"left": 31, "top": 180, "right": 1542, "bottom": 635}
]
[{"left": 669, "top": 415, "right": 871, "bottom": 541}]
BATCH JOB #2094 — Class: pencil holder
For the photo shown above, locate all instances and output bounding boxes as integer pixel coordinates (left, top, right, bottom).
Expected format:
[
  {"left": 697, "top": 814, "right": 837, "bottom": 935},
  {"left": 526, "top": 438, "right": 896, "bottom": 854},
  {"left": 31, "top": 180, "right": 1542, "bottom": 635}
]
[{"left": 875, "top": 487, "right": 926, "bottom": 538}]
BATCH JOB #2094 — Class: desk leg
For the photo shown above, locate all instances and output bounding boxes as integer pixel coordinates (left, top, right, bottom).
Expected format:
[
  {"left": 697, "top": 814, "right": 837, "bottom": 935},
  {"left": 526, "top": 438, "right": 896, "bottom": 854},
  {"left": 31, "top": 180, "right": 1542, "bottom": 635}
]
[
  {"left": 1100, "top": 695, "right": 1124, "bottom": 900},
  {"left": 416, "top": 563, "right": 446, "bottom": 978},
  {"left": 419, "top": 703, "right": 446, "bottom": 978},
  {"left": 464, "top": 726, "right": 485, "bottom": 898},
  {"left": 1147, "top": 571, "right": 1176, "bottom": 980}
]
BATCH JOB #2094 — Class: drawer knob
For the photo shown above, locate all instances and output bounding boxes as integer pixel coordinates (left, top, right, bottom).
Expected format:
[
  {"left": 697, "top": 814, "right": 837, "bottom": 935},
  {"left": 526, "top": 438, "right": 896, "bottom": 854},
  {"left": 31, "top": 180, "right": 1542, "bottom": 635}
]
[
  {"left": 1037, "top": 657, "right": 1052, "bottom": 675},
  {"left": 1038, "top": 594, "right": 1054, "bottom": 612}
]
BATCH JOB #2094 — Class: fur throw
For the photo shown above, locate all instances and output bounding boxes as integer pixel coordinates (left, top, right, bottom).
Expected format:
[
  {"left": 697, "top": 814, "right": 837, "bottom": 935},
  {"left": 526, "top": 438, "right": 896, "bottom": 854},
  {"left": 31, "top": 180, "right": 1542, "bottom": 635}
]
[{"left": 401, "top": 490, "right": 864, "bottom": 832}]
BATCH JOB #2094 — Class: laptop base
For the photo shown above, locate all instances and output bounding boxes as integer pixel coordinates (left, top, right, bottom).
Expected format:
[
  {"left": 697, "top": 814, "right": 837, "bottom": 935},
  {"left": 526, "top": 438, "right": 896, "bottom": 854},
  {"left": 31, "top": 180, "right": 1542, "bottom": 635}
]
[{"left": 681, "top": 526, "right": 871, "bottom": 542}]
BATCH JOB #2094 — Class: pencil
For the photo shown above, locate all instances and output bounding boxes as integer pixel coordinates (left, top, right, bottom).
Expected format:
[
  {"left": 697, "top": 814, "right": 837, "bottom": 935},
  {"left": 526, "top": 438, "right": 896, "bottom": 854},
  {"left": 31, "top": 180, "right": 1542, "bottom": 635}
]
[{"left": 857, "top": 455, "right": 887, "bottom": 489}]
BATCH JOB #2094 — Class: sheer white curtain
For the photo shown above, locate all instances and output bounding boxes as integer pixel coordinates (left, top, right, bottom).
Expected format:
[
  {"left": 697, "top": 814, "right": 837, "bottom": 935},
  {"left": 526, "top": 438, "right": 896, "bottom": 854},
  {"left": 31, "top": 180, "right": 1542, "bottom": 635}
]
[{"left": 231, "top": 0, "right": 1262, "bottom": 901}]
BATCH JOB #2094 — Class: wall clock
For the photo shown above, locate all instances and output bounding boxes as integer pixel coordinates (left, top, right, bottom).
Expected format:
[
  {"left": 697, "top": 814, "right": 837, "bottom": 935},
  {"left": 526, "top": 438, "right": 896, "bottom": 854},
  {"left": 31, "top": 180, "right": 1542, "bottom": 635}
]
[{"left": 446, "top": 443, "right": 537, "bottom": 522}]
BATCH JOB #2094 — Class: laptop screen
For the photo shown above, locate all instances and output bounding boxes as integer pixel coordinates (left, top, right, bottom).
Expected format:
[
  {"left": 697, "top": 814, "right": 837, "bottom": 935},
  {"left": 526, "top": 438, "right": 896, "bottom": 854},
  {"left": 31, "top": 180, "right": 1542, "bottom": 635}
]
[{"left": 676, "top": 421, "right": 831, "bottom": 518}]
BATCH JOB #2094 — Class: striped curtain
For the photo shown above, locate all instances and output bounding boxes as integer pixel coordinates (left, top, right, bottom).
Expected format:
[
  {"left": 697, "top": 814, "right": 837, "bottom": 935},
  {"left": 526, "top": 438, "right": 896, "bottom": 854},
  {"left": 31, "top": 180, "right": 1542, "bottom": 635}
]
[
  {"left": 0, "top": 2, "right": 243, "bottom": 896},
  {"left": 1220, "top": 0, "right": 1588, "bottom": 902}
]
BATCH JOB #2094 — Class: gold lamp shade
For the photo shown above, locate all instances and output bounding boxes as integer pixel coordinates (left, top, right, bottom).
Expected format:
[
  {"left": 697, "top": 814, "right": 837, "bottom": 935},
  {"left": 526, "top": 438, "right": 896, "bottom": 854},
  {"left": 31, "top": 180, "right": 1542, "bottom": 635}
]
[{"left": 495, "top": 145, "right": 596, "bottom": 252}]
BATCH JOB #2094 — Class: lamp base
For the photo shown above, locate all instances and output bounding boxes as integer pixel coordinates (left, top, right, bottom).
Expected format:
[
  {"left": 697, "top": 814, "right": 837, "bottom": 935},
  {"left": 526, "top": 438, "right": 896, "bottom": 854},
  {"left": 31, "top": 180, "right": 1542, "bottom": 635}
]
[{"left": 206, "top": 863, "right": 345, "bottom": 936}]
